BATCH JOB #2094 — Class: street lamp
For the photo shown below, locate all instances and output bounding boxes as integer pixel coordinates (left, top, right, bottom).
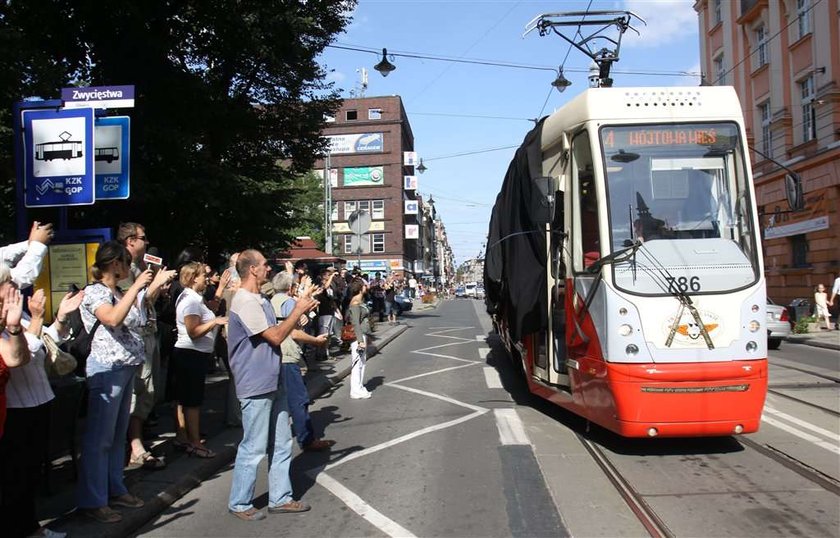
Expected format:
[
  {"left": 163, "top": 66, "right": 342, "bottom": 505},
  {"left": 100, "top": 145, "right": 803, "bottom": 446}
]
[
  {"left": 374, "top": 48, "right": 396, "bottom": 77},
  {"left": 551, "top": 67, "right": 572, "bottom": 92},
  {"left": 416, "top": 158, "right": 427, "bottom": 174}
]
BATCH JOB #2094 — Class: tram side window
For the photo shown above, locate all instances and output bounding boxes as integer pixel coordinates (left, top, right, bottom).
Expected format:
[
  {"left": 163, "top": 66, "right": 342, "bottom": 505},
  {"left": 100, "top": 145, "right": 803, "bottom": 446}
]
[{"left": 572, "top": 131, "right": 600, "bottom": 271}]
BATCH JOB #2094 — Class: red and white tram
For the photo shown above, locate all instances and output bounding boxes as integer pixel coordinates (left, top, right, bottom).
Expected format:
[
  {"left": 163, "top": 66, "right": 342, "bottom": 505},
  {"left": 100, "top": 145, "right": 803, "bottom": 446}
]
[{"left": 486, "top": 86, "right": 771, "bottom": 437}]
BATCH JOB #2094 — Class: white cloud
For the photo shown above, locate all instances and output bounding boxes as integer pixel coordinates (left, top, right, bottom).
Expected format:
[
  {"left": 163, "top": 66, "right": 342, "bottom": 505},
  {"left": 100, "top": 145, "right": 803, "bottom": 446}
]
[
  {"left": 621, "top": 0, "right": 698, "bottom": 48},
  {"left": 327, "top": 70, "right": 347, "bottom": 83}
]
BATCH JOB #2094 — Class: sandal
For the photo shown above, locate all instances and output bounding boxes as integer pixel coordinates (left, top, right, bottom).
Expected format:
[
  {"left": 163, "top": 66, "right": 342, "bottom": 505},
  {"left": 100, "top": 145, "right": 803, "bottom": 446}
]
[
  {"left": 186, "top": 444, "right": 216, "bottom": 458},
  {"left": 128, "top": 451, "right": 166, "bottom": 470},
  {"left": 172, "top": 440, "right": 190, "bottom": 452}
]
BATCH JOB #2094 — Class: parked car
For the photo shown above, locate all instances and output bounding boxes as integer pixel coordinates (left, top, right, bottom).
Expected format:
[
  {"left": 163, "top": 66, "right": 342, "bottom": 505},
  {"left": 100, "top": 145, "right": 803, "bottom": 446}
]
[
  {"left": 475, "top": 285, "right": 485, "bottom": 300},
  {"left": 766, "top": 298, "right": 791, "bottom": 350},
  {"left": 394, "top": 290, "right": 413, "bottom": 315},
  {"left": 465, "top": 282, "right": 477, "bottom": 298},
  {"left": 455, "top": 286, "right": 466, "bottom": 298}
]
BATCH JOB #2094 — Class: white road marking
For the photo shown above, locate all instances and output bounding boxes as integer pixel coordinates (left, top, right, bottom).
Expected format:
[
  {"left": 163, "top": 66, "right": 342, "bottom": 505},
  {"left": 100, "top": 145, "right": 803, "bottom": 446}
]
[
  {"left": 761, "top": 415, "right": 840, "bottom": 455},
  {"left": 315, "top": 473, "right": 417, "bottom": 538},
  {"left": 764, "top": 406, "right": 839, "bottom": 441},
  {"left": 388, "top": 383, "right": 488, "bottom": 413},
  {"left": 478, "top": 347, "right": 490, "bottom": 359},
  {"left": 324, "top": 409, "right": 487, "bottom": 472},
  {"left": 390, "top": 363, "right": 480, "bottom": 384},
  {"left": 494, "top": 408, "right": 530, "bottom": 445},
  {"left": 476, "top": 335, "right": 486, "bottom": 341},
  {"left": 483, "top": 367, "right": 502, "bottom": 389}
]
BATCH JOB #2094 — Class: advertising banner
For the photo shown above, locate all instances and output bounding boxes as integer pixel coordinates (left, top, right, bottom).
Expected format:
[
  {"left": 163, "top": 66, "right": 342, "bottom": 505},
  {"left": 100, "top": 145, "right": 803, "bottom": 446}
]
[
  {"left": 764, "top": 188, "right": 830, "bottom": 239},
  {"left": 404, "top": 200, "right": 419, "bottom": 215},
  {"left": 405, "top": 224, "right": 419, "bottom": 239},
  {"left": 403, "top": 151, "right": 418, "bottom": 166},
  {"left": 327, "top": 133, "right": 383, "bottom": 154},
  {"left": 344, "top": 166, "right": 385, "bottom": 187},
  {"left": 404, "top": 175, "right": 417, "bottom": 190}
]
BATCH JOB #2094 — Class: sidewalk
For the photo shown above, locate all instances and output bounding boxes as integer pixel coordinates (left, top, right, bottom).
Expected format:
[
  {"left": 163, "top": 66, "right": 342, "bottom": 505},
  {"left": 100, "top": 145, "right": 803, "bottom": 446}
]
[
  {"left": 786, "top": 326, "right": 840, "bottom": 351},
  {"left": 39, "top": 320, "right": 409, "bottom": 538}
]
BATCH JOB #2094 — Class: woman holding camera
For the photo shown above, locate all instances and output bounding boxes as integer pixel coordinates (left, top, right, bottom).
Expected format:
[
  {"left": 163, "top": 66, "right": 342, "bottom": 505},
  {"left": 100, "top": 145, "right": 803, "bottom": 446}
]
[
  {"left": 76, "top": 241, "right": 155, "bottom": 524},
  {"left": 171, "top": 262, "right": 227, "bottom": 458}
]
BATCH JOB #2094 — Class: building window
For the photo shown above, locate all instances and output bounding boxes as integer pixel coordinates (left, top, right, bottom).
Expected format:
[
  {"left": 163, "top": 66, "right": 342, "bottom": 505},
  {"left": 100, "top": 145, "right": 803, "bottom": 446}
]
[
  {"left": 797, "top": 0, "right": 811, "bottom": 39},
  {"left": 755, "top": 25, "right": 767, "bottom": 67},
  {"left": 713, "top": 0, "right": 722, "bottom": 25},
  {"left": 344, "top": 201, "right": 356, "bottom": 219},
  {"left": 346, "top": 109, "right": 358, "bottom": 121},
  {"left": 800, "top": 76, "right": 816, "bottom": 142},
  {"left": 343, "top": 235, "right": 353, "bottom": 254},
  {"left": 358, "top": 200, "right": 371, "bottom": 213},
  {"left": 713, "top": 55, "right": 726, "bottom": 85},
  {"left": 372, "top": 233, "right": 385, "bottom": 253},
  {"left": 760, "top": 102, "right": 772, "bottom": 156},
  {"left": 791, "top": 234, "right": 809, "bottom": 267},
  {"left": 368, "top": 108, "right": 382, "bottom": 120},
  {"left": 372, "top": 200, "right": 385, "bottom": 219}
]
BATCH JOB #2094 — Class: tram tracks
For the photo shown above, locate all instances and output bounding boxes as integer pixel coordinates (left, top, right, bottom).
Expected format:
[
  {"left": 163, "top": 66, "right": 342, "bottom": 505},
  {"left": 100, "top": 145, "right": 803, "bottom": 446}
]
[{"left": 576, "top": 433, "right": 675, "bottom": 538}]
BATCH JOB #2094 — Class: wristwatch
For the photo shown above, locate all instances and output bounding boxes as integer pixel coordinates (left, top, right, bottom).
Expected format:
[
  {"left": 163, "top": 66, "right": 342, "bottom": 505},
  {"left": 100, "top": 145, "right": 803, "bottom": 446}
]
[{"left": 6, "top": 326, "right": 22, "bottom": 336}]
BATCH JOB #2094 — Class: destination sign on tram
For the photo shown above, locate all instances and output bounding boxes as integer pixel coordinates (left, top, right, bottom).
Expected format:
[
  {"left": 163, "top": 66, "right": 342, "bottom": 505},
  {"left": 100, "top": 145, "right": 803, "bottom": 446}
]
[{"left": 603, "top": 127, "right": 718, "bottom": 148}]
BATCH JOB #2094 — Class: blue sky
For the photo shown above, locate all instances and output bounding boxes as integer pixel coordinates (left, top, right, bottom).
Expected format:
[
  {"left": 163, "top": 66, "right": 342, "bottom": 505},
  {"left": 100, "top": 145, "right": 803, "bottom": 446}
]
[{"left": 318, "top": 0, "right": 701, "bottom": 266}]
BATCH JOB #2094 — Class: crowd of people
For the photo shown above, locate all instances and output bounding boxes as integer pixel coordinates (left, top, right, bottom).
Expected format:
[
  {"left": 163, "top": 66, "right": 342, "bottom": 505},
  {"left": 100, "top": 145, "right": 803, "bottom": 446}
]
[{"left": 0, "top": 220, "right": 427, "bottom": 533}]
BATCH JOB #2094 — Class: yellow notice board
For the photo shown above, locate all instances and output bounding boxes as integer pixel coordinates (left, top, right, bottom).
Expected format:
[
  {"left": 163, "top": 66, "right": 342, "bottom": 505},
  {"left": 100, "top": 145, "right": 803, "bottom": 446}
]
[{"left": 32, "top": 242, "right": 99, "bottom": 323}]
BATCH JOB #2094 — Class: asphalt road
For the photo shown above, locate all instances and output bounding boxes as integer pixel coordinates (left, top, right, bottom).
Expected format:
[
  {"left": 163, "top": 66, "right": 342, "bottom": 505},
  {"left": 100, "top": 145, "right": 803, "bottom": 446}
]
[{"left": 135, "top": 299, "right": 839, "bottom": 537}]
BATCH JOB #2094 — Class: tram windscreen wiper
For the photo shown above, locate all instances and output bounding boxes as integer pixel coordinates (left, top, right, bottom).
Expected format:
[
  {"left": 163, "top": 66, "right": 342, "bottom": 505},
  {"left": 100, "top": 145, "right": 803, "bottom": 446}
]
[{"left": 586, "top": 240, "right": 642, "bottom": 274}]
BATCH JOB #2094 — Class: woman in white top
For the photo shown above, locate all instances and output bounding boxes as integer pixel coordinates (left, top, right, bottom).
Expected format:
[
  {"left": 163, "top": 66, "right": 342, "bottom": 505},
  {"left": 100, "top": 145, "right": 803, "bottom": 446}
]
[
  {"left": 172, "top": 262, "right": 227, "bottom": 458},
  {"left": 0, "top": 271, "right": 83, "bottom": 538}
]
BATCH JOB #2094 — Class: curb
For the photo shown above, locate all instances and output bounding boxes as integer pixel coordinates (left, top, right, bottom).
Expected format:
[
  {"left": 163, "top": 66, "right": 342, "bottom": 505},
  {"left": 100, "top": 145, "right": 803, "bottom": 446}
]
[
  {"left": 786, "top": 336, "right": 840, "bottom": 351},
  {"left": 52, "top": 323, "right": 409, "bottom": 537}
]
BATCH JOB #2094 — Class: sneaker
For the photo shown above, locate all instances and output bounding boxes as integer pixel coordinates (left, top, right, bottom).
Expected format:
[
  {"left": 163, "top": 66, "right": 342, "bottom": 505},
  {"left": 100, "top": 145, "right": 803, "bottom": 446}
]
[
  {"left": 350, "top": 392, "right": 371, "bottom": 399},
  {"left": 268, "top": 500, "right": 311, "bottom": 514},
  {"left": 110, "top": 493, "right": 144, "bottom": 508},
  {"left": 229, "top": 508, "right": 266, "bottom": 521},
  {"left": 80, "top": 506, "right": 122, "bottom": 524}
]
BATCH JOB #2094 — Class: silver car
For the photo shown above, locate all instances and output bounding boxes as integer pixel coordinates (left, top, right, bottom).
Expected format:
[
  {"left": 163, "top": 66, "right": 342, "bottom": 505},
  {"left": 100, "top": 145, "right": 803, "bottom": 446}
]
[{"left": 766, "top": 299, "right": 791, "bottom": 350}]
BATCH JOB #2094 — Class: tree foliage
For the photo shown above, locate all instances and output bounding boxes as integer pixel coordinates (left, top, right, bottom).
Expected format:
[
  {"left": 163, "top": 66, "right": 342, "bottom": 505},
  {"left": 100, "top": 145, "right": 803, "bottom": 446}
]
[{"left": 0, "top": 0, "right": 354, "bottom": 263}]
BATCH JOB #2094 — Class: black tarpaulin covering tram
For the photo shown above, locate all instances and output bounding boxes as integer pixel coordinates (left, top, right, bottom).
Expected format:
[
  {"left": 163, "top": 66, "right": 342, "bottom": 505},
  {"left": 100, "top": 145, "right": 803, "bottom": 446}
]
[{"left": 484, "top": 119, "right": 548, "bottom": 342}]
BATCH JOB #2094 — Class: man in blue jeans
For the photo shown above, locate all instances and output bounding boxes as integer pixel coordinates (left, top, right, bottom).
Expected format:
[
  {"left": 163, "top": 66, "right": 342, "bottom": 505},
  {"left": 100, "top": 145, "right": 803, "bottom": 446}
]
[
  {"left": 270, "top": 271, "right": 335, "bottom": 451},
  {"left": 226, "top": 249, "right": 318, "bottom": 521}
]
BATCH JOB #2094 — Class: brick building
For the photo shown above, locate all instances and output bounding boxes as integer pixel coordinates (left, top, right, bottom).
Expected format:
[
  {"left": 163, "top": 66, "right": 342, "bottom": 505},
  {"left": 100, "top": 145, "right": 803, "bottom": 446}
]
[
  {"left": 315, "top": 96, "right": 421, "bottom": 277},
  {"left": 694, "top": 0, "right": 840, "bottom": 305}
]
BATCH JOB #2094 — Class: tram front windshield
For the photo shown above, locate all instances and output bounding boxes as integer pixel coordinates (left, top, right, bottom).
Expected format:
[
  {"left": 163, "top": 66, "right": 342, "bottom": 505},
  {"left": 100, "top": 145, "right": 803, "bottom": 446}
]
[{"left": 600, "top": 122, "right": 759, "bottom": 295}]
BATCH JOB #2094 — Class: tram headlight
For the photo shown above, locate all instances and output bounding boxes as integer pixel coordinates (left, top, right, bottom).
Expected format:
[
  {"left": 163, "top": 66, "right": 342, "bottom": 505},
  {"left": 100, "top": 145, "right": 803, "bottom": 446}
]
[
  {"left": 625, "top": 344, "right": 639, "bottom": 356},
  {"left": 748, "top": 320, "right": 761, "bottom": 332},
  {"left": 751, "top": 304, "right": 760, "bottom": 313},
  {"left": 619, "top": 307, "right": 628, "bottom": 316},
  {"left": 618, "top": 324, "right": 633, "bottom": 336},
  {"left": 746, "top": 341, "right": 758, "bottom": 353}
]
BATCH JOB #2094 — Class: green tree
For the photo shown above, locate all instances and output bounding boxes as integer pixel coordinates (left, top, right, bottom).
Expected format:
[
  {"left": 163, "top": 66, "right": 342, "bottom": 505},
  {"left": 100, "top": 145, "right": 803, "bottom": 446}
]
[{"left": 0, "top": 0, "right": 354, "bottom": 263}]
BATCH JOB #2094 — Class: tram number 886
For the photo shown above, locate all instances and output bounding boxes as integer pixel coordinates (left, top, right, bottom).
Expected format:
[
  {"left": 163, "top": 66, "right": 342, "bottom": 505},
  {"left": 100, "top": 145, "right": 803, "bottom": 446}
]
[{"left": 666, "top": 276, "right": 701, "bottom": 293}]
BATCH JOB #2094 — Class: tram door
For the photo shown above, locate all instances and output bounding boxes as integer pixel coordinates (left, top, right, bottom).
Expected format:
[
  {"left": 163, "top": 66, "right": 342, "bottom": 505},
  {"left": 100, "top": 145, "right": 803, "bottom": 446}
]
[{"left": 566, "top": 129, "right": 601, "bottom": 374}]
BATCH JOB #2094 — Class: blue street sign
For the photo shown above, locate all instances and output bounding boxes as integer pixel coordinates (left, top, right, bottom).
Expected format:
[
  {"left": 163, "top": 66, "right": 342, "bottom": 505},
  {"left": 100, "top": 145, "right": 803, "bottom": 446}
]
[
  {"left": 22, "top": 107, "right": 95, "bottom": 208},
  {"left": 94, "top": 116, "right": 130, "bottom": 199},
  {"left": 62, "top": 85, "right": 135, "bottom": 109}
]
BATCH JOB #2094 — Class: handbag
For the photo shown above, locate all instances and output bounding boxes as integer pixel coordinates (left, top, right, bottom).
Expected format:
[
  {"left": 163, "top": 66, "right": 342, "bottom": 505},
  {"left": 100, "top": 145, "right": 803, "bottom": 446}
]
[
  {"left": 42, "top": 332, "right": 77, "bottom": 377},
  {"left": 341, "top": 322, "right": 356, "bottom": 342}
]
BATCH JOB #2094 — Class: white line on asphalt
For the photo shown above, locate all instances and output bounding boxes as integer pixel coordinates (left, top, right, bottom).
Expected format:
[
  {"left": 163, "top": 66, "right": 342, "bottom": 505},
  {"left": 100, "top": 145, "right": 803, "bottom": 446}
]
[
  {"left": 478, "top": 347, "right": 490, "bottom": 359},
  {"left": 315, "top": 473, "right": 417, "bottom": 538},
  {"left": 390, "top": 363, "right": 480, "bottom": 384},
  {"left": 483, "top": 367, "right": 503, "bottom": 389},
  {"left": 493, "top": 408, "right": 530, "bottom": 445},
  {"left": 388, "top": 383, "right": 488, "bottom": 413},
  {"left": 429, "top": 326, "right": 475, "bottom": 331},
  {"left": 324, "top": 410, "right": 488, "bottom": 472},
  {"left": 761, "top": 415, "right": 840, "bottom": 455},
  {"left": 763, "top": 406, "right": 840, "bottom": 441},
  {"left": 476, "top": 335, "right": 486, "bottom": 341}
]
